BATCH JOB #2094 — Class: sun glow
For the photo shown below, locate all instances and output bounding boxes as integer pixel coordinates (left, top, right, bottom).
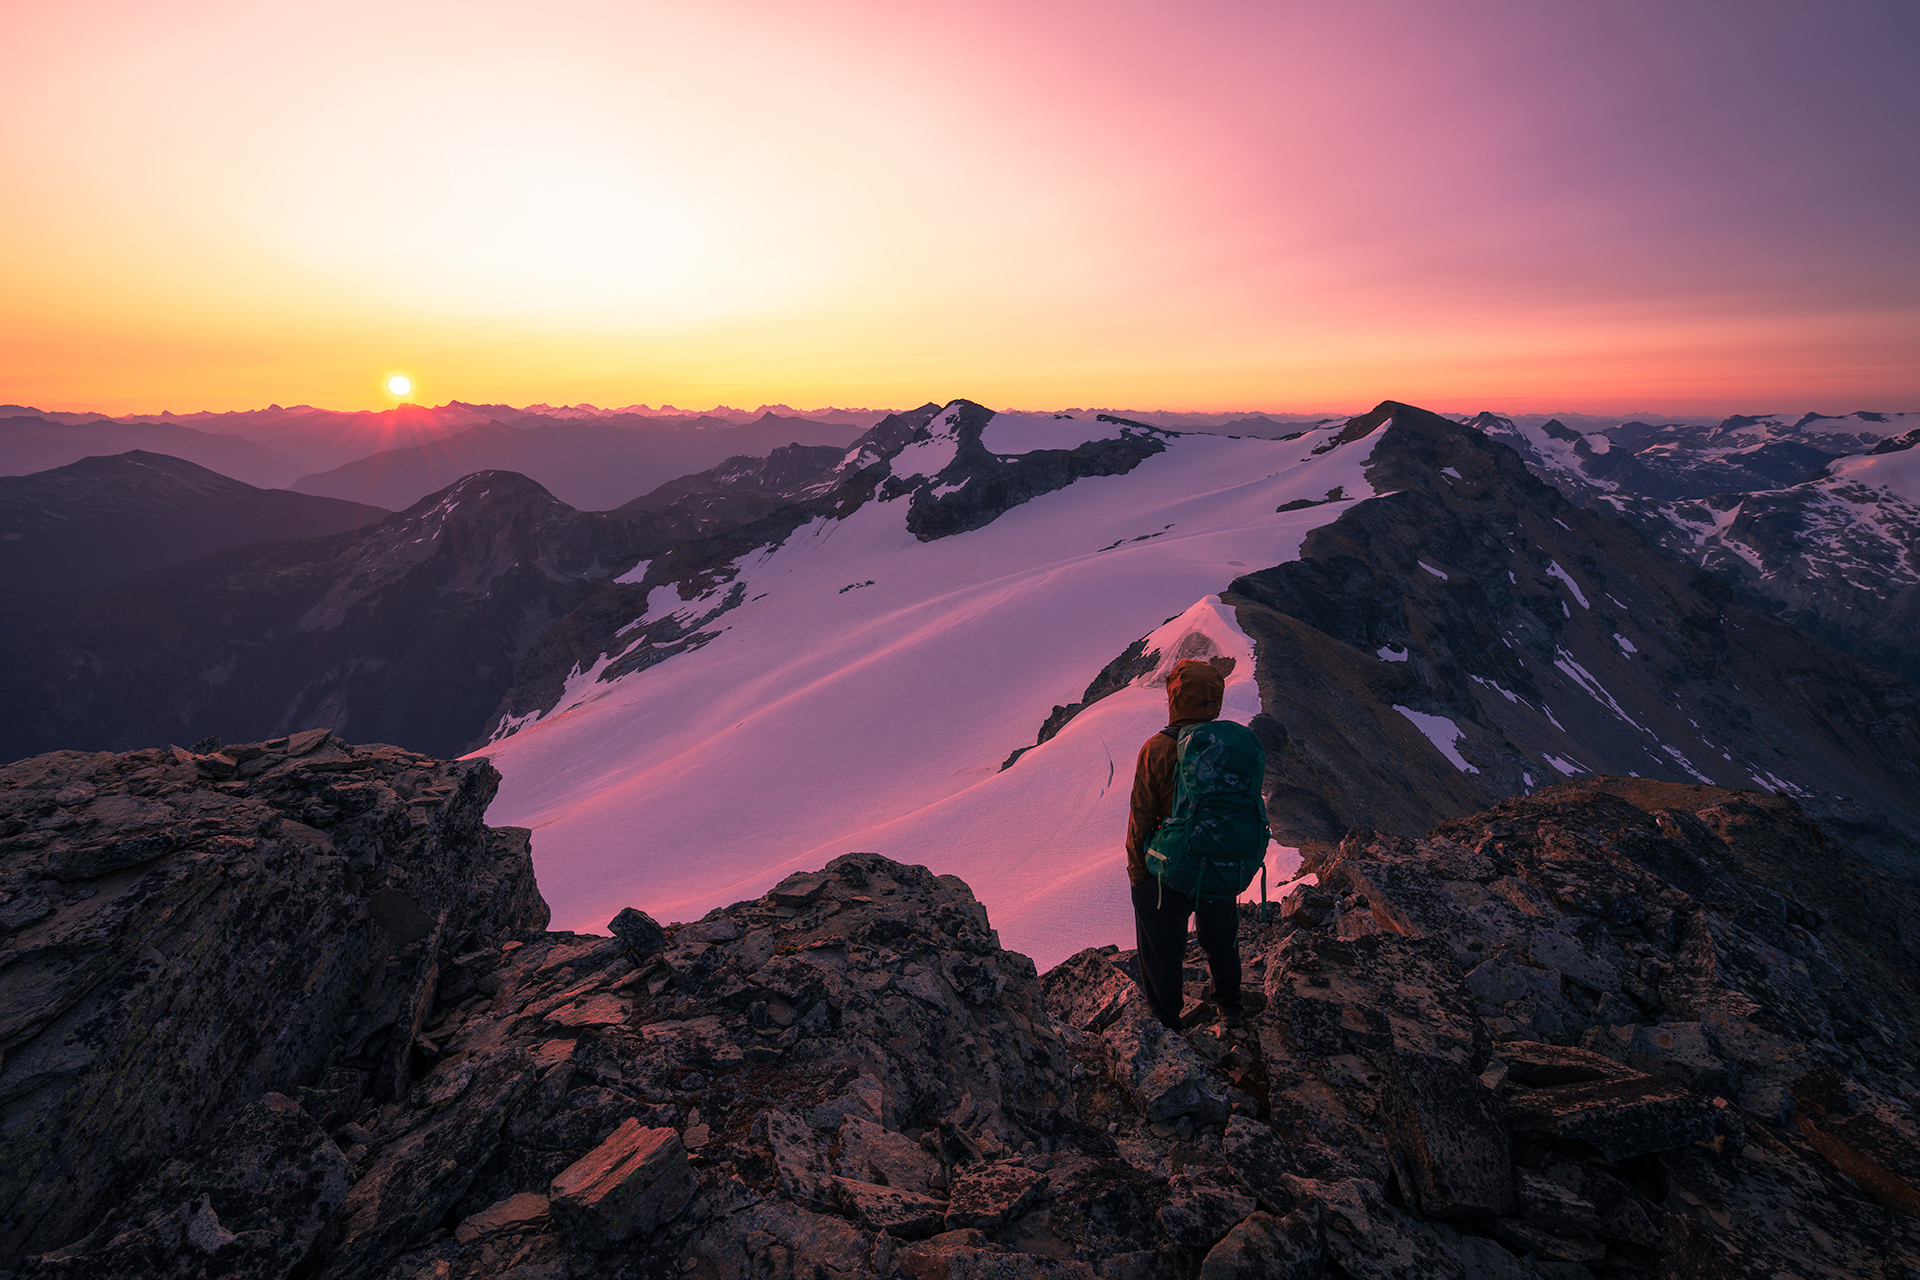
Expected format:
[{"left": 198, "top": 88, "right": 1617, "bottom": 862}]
[{"left": 386, "top": 374, "right": 413, "bottom": 398}]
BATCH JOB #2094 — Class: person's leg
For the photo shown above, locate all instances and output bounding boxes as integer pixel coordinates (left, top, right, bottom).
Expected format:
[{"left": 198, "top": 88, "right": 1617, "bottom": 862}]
[
  {"left": 1131, "top": 880, "right": 1193, "bottom": 1029},
  {"left": 1193, "top": 896, "right": 1243, "bottom": 1025}
]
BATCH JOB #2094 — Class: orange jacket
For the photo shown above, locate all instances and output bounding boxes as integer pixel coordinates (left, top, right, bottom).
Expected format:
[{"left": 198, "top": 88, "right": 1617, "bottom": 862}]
[{"left": 1125, "top": 658, "right": 1226, "bottom": 885}]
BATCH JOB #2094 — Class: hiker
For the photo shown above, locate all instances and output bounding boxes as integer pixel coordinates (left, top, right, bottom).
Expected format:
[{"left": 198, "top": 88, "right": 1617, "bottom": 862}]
[{"left": 1126, "top": 656, "right": 1271, "bottom": 1031}]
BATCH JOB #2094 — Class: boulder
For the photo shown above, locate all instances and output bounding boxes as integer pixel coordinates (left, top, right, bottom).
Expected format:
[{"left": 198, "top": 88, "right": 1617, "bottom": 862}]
[
  {"left": 943, "top": 1163, "right": 1047, "bottom": 1230},
  {"left": 1041, "top": 946, "right": 1139, "bottom": 1033},
  {"left": 1199, "top": 1209, "right": 1326, "bottom": 1280},
  {"left": 1159, "top": 1171, "right": 1257, "bottom": 1248},
  {"left": 770, "top": 871, "right": 829, "bottom": 906},
  {"left": 835, "top": 1177, "right": 947, "bottom": 1238},
  {"left": 837, "top": 1115, "right": 937, "bottom": 1193},
  {"left": 1101, "top": 1006, "right": 1231, "bottom": 1123},
  {"left": 1602, "top": 1021, "right": 1734, "bottom": 1093},
  {"left": 1504, "top": 1075, "right": 1714, "bottom": 1162},
  {"left": 454, "top": 1191, "right": 552, "bottom": 1244},
  {"left": 607, "top": 906, "right": 666, "bottom": 959},
  {"left": 548, "top": 1118, "right": 694, "bottom": 1248},
  {"left": 749, "top": 1108, "right": 837, "bottom": 1211},
  {"left": 1220, "top": 1115, "right": 1301, "bottom": 1215},
  {"left": 1379, "top": 1051, "right": 1518, "bottom": 1221}
]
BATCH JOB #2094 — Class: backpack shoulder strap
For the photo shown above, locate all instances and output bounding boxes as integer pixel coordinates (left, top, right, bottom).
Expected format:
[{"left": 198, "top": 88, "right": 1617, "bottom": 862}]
[{"left": 1158, "top": 724, "right": 1180, "bottom": 741}]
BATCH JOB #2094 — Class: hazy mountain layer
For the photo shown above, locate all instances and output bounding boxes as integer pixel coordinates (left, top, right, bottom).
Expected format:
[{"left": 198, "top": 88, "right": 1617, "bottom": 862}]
[
  {"left": 0, "top": 450, "right": 387, "bottom": 600},
  {"left": 289, "top": 414, "right": 865, "bottom": 512},
  {"left": 0, "top": 473, "right": 787, "bottom": 761},
  {"left": 0, "top": 414, "right": 301, "bottom": 489}
]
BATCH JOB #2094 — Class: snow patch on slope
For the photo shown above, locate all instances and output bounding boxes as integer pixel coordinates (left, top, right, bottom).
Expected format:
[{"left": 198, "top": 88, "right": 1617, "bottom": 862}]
[{"left": 1392, "top": 707, "right": 1480, "bottom": 774}]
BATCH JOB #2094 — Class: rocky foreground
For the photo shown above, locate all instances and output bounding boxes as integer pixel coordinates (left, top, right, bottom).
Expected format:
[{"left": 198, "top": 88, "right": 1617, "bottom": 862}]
[{"left": 1, "top": 738, "right": 1917, "bottom": 1278}]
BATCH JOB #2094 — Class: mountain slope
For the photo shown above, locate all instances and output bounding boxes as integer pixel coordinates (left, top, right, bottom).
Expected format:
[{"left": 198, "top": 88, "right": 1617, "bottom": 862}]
[
  {"left": 0, "top": 473, "right": 769, "bottom": 760},
  {"left": 1599, "top": 444, "right": 1920, "bottom": 684},
  {"left": 289, "top": 414, "right": 866, "bottom": 512},
  {"left": 0, "top": 450, "right": 387, "bottom": 599},
  {"left": 1227, "top": 402, "right": 1920, "bottom": 865},
  {"left": 473, "top": 400, "right": 1920, "bottom": 972},
  {"left": 1474, "top": 409, "right": 1916, "bottom": 506}
]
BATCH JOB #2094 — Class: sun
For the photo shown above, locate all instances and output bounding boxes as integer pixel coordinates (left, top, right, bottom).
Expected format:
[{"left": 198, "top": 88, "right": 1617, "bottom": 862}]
[{"left": 386, "top": 373, "right": 413, "bottom": 398}]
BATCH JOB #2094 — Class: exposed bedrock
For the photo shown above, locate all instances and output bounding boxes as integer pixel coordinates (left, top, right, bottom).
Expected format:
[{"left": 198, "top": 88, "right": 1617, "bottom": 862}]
[{"left": 2, "top": 744, "right": 1915, "bottom": 1278}]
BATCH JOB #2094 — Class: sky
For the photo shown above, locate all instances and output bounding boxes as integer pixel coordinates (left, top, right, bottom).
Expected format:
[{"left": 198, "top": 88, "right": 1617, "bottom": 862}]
[{"left": 4, "top": 0, "right": 1916, "bottom": 415}]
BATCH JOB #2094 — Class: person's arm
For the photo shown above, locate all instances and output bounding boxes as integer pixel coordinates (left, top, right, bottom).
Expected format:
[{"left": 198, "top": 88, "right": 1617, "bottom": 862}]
[{"left": 1125, "top": 734, "right": 1176, "bottom": 884}]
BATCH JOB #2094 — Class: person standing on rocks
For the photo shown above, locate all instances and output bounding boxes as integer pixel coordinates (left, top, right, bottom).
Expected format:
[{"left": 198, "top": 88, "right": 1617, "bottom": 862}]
[{"left": 1126, "top": 657, "right": 1268, "bottom": 1033}]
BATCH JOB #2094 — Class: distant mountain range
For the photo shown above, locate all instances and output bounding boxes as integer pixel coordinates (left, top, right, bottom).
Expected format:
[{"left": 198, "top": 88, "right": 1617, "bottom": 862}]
[
  {"left": 0, "top": 435, "right": 860, "bottom": 759},
  {"left": 0, "top": 413, "right": 302, "bottom": 489},
  {"left": 286, "top": 412, "right": 868, "bottom": 512},
  {"left": 0, "top": 401, "right": 889, "bottom": 494}
]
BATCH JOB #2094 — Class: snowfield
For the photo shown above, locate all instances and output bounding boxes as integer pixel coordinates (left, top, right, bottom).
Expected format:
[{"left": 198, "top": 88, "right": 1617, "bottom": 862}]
[{"left": 474, "top": 416, "right": 1384, "bottom": 970}]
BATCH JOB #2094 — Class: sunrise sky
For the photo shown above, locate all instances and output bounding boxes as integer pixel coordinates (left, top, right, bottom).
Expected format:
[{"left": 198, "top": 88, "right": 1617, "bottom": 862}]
[{"left": 4, "top": 0, "right": 1916, "bottom": 415}]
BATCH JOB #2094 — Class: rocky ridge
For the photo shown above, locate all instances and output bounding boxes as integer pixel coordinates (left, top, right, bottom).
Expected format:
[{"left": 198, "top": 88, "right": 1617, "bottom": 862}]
[{"left": 3, "top": 739, "right": 1916, "bottom": 1278}]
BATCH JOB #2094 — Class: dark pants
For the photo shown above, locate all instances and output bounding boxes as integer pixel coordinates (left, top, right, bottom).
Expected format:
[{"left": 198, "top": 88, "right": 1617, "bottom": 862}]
[{"left": 1131, "top": 880, "right": 1241, "bottom": 1030}]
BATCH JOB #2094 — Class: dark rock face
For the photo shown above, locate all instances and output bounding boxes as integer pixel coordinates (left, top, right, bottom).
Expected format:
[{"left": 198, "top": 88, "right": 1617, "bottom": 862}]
[
  {"left": 0, "top": 732, "right": 547, "bottom": 1263},
  {"left": 1472, "top": 407, "right": 1920, "bottom": 687},
  {"left": 889, "top": 402, "right": 1170, "bottom": 542},
  {"left": 6, "top": 748, "right": 1917, "bottom": 1278}
]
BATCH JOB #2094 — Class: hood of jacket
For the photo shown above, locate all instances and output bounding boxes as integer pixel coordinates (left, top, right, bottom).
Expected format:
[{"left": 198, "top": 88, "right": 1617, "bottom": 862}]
[{"left": 1166, "top": 658, "right": 1224, "bottom": 724}]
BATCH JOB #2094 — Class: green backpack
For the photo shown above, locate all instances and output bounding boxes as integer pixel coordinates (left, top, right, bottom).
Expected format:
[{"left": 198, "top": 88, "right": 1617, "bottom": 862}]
[{"left": 1145, "top": 719, "right": 1271, "bottom": 902}]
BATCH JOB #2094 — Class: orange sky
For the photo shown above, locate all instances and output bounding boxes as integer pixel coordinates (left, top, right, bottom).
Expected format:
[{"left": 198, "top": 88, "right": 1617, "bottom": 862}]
[{"left": 4, "top": 0, "right": 1916, "bottom": 416}]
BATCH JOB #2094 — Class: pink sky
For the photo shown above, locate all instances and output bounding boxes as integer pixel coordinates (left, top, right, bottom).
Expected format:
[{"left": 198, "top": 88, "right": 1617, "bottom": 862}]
[{"left": 3, "top": 0, "right": 1915, "bottom": 414}]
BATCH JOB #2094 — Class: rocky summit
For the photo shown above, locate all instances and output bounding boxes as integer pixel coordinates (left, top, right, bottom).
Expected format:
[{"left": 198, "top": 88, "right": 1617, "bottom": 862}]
[{"left": 1, "top": 741, "right": 1917, "bottom": 1279}]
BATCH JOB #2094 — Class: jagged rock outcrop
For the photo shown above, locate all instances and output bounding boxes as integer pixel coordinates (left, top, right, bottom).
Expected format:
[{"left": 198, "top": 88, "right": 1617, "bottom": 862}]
[
  {"left": 4, "top": 745, "right": 1916, "bottom": 1278},
  {"left": 0, "top": 731, "right": 547, "bottom": 1266},
  {"left": 618, "top": 442, "right": 848, "bottom": 514},
  {"left": 882, "top": 402, "right": 1170, "bottom": 542}
]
